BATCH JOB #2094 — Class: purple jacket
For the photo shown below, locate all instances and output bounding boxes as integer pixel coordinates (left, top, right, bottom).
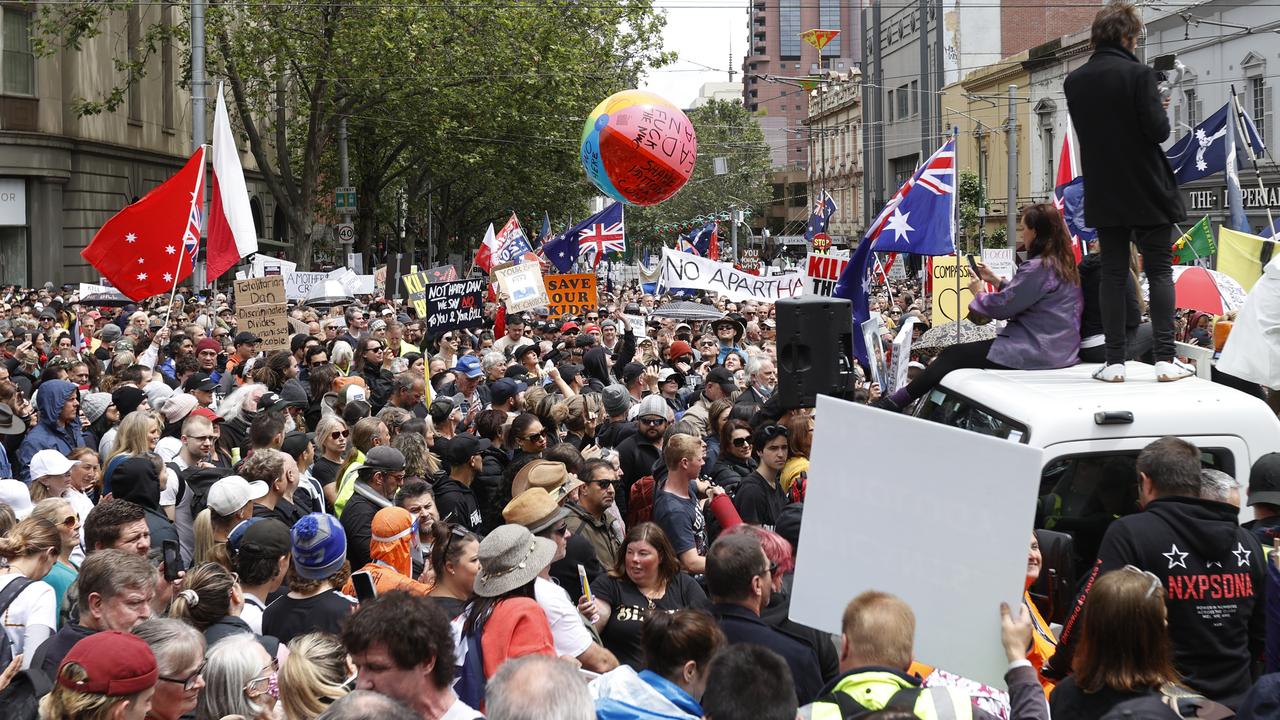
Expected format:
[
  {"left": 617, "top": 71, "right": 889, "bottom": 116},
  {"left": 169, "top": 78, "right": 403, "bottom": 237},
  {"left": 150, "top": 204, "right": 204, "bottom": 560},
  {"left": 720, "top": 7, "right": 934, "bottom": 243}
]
[{"left": 969, "top": 257, "right": 1082, "bottom": 370}]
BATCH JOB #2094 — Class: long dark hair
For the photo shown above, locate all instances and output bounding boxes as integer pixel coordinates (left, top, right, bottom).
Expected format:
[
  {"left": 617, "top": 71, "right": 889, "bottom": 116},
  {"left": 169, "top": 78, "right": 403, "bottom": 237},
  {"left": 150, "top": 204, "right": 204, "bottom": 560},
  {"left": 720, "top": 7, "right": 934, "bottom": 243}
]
[
  {"left": 1021, "top": 203, "right": 1080, "bottom": 286},
  {"left": 463, "top": 579, "right": 537, "bottom": 637}
]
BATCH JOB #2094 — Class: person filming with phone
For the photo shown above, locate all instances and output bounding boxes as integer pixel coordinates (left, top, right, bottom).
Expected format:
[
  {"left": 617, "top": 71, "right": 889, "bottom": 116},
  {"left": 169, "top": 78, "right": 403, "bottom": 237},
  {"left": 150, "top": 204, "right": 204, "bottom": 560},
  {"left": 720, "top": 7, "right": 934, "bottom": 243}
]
[{"left": 875, "top": 203, "right": 1084, "bottom": 412}]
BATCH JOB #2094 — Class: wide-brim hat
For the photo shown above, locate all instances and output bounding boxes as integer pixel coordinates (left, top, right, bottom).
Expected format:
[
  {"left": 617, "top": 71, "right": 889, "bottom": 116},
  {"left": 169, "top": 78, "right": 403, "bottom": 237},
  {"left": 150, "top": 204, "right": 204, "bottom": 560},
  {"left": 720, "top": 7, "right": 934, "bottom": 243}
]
[
  {"left": 474, "top": 524, "right": 557, "bottom": 598},
  {"left": 0, "top": 404, "right": 26, "bottom": 435},
  {"left": 503, "top": 488, "right": 571, "bottom": 535}
]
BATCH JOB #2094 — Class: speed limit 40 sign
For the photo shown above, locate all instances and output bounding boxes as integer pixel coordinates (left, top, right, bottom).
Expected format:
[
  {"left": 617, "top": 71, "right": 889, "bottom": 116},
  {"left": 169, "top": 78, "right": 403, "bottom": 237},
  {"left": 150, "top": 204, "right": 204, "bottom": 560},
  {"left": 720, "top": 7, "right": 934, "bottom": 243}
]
[{"left": 337, "top": 223, "right": 355, "bottom": 243}]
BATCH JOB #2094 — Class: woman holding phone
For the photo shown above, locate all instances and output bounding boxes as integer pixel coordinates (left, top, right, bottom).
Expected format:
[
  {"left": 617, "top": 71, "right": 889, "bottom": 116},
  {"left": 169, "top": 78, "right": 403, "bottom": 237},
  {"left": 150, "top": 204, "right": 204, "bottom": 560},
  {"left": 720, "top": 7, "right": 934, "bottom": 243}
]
[{"left": 875, "top": 203, "right": 1083, "bottom": 412}]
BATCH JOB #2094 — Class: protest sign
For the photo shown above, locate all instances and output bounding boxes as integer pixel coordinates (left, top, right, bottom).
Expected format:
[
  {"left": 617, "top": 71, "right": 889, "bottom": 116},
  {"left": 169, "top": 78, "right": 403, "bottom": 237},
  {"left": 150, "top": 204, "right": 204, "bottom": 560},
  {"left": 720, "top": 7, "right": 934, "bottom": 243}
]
[
  {"left": 930, "top": 254, "right": 977, "bottom": 324},
  {"left": 425, "top": 265, "right": 459, "bottom": 283},
  {"left": 805, "top": 253, "right": 850, "bottom": 297},
  {"left": 981, "top": 248, "right": 1016, "bottom": 281},
  {"left": 402, "top": 271, "right": 430, "bottom": 318},
  {"left": 889, "top": 318, "right": 917, "bottom": 393},
  {"left": 285, "top": 272, "right": 328, "bottom": 301},
  {"left": 327, "top": 267, "right": 361, "bottom": 295},
  {"left": 791, "top": 395, "right": 1043, "bottom": 686},
  {"left": 425, "top": 278, "right": 486, "bottom": 334},
  {"left": 888, "top": 257, "right": 907, "bottom": 280},
  {"left": 544, "top": 274, "right": 598, "bottom": 318},
  {"left": 494, "top": 262, "right": 549, "bottom": 313},
  {"left": 356, "top": 275, "right": 376, "bottom": 295},
  {"left": 659, "top": 247, "right": 805, "bottom": 302},
  {"left": 251, "top": 255, "right": 296, "bottom": 277},
  {"left": 233, "top": 276, "right": 289, "bottom": 352},
  {"left": 860, "top": 316, "right": 886, "bottom": 387}
]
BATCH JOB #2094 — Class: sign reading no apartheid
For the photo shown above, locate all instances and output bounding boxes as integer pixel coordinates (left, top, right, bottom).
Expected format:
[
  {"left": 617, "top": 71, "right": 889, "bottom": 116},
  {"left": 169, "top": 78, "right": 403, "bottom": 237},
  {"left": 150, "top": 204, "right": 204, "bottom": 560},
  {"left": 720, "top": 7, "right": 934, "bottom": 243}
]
[
  {"left": 544, "top": 274, "right": 597, "bottom": 318},
  {"left": 423, "top": 277, "right": 486, "bottom": 335},
  {"left": 805, "top": 253, "right": 850, "bottom": 297},
  {"left": 234, "top": 276, "right": 289, "bottom": 352},
  {"left": 659, "top": 248, "right": 806, "bottom": 302}
]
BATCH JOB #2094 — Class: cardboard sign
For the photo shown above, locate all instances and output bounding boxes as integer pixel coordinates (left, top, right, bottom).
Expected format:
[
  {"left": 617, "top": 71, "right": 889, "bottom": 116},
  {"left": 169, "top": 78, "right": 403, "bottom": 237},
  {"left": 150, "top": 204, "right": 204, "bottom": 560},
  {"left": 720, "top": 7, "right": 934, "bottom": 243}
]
[
  {"left": 425, "top": 278, "right": 487, "bottom": 334},
  {"left": 494, "top": 263, "right": 549, "bottom": 313},
  {"left": 234, "top": 276, "right": 285, "bottom": 306},
  {"left": 402, "top": 271, "right": 431, "bottom": 318},
  {"left": 930, "top": 254, "right": 978, "bottom": 324},
  {"left": 659, "top": 248, "right": 806, "bottom": 302},
  {"left": 805, "top": 253, "right": 850, "bottom": 297},
  {"left": 791, "top": 395, "right": 1044, "bottom": 686},
  {"left": 889, "top": 317, "right": 917, "bottom": 393},
  {"left": 285, "top": 272, "right": 329, "bottom": 301},
  {"left": 544, "top": 274, "right": 598, "bottom": 318},
  {"left": 981, "top": 248, "right": 1016, "bottom": 281}
]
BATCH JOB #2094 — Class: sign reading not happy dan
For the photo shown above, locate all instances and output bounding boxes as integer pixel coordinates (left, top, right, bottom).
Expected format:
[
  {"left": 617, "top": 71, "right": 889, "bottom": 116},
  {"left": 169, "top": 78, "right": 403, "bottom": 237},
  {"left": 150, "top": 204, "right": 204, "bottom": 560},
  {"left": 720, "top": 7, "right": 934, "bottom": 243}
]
[{"left": 544, "top": 274, "right": 597, "bottom": 318}]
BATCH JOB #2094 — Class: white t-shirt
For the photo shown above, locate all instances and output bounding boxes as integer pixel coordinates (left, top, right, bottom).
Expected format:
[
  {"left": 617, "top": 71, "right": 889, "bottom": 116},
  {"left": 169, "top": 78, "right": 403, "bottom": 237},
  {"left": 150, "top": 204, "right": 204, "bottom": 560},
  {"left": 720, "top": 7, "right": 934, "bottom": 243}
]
[
  {"left": 242, "top": 593, "right": 266, "bottom": 635},
  {"left": 0, "top": 574, "right": 56, "bottom": 669},
  {"left": 533, "top": 576, "right": 592, "bottom": 659},
  {"left": 440, "top": 696, "right": 484, "bottom": 720},
  {"left": 155, "top": 436, "right": 182, "bottom": 462}
]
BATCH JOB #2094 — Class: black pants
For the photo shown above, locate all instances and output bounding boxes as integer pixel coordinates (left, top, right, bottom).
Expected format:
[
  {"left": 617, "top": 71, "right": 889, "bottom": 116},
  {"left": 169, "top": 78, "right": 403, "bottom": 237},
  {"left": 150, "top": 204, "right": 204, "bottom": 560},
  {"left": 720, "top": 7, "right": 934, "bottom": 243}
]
[
  {"left": 904, "top": 339, "right": 1008, "bottom": 401},
  {"left": 1079, "top": 321, "right": 1154, "bottom": 364},
  {"left": 1097, "top": 226, "right": 1175, "bottom": 364}
]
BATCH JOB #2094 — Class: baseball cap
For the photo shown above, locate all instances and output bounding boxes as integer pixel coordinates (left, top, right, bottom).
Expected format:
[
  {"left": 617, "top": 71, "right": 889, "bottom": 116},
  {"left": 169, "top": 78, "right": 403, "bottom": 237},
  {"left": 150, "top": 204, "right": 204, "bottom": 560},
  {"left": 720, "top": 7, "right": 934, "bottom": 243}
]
[
  {"left": 280, "top": 431, "right": 312, "bottom": 460},
  {"left": 453, "top": 355, "right": 484, "bottom": 379},
  {"left": 440, "top": 433, "right": 492, "bottom": 466},
  {"left": 291, "top": 513, "right": 348, "bottom": 580},
  {"left": 0, "top": 480, "right": 31, "bottom": 519},
  {"left": 560, "top": 321, "right": 580, "bottom": 334},
  {"left": 1249, "top": 453, "right": 1280, "bottom": 506},
  {"left": 668, "top": 340, "right": 694, "bottom": 362},
  {"left": 707, "top": 366, "right": 737, "bottom": 393},
  {"left": 584, "top": 324, "right": 601, "bottom": 334},
  {"left": 490, "top": 378, "right": 527, "bottom": 406},
  {"left": 257, "top": 391, "right": 290, "bottom": 413},
  {"left": 30, "top": 449, "right": 79, "bottom": 480},
  {"left": 658, "top": 367, "right": 683, "bottom": 385},
  {"left": 621, "top": 362, "right": 646, "bottom": 386},
  {"left": 183, "top": 372, "right": 217, "bottom": 393},
  {"left": 57, "top": 631, "right": 157, "bottom": 697},
  {"left": 207, "top": 475, "right": 269, "bottom": 517},
  {"left": 511, "top": 343, "right": 539, "bottom": 361},
  {"left": 233, "top": 331, "right": 261, "bottom": 345},
  {"left": 190, "top": 407, "right": 223, "bottom": 423},
  {"left": 229, "top": 517, "right": 292, "bottom": 560},
  {"left": 364, "top": 446, "right": 407, "bottom": 472},
  {"left": 573, "top": 334, "right": 596, "bottom": 349}
]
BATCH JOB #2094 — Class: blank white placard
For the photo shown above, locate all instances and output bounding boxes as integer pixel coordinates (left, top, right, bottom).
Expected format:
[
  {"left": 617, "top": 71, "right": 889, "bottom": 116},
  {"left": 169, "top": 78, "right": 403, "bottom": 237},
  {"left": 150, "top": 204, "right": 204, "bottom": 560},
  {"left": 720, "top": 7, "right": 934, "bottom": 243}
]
[{"left": 790, "top": 394, "right": 1044, "bottom": 687}]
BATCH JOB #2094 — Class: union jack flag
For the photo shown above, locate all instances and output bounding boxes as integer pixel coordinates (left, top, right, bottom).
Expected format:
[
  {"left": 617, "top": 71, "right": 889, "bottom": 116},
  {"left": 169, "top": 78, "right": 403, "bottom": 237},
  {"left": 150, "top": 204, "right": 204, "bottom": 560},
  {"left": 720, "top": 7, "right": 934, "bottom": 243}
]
[
  {"left": 576, "top": 203, "right": 625, "bottom": 268},
  {"left": 182, "top": 204, "right": 202, "bottom": 268}
]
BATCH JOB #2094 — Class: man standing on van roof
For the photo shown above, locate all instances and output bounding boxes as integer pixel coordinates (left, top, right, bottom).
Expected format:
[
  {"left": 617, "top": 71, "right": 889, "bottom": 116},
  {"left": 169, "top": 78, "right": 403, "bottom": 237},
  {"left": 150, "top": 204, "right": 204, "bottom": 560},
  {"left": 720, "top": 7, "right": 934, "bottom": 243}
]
[{"left": 1044, "top": 437, "right": 1265, "bottom": 709}]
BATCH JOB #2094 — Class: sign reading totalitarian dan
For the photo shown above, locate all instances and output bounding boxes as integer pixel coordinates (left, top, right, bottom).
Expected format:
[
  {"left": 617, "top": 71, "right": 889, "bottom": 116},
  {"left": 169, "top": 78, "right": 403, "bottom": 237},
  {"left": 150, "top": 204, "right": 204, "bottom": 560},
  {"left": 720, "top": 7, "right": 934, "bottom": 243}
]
[
  {"left": 544, "top": 274, "right": 598, "bottom": 318},
  {"left": 233, "top": 276, "right": 289, "bottom": 352},
  {"left": 659, "top": 247, "right": 805, "bottom": 302},
  {"left": 790, "top": 395, "right": 1043, "bottom": 687}
]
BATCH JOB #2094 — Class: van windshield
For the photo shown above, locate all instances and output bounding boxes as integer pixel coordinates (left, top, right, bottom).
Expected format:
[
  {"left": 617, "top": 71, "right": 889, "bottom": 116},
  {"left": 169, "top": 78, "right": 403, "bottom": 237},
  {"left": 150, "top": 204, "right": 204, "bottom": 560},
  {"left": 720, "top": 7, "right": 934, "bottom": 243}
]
[{"left": 916, "top": 388, "right": 1030, "bottom": 443}]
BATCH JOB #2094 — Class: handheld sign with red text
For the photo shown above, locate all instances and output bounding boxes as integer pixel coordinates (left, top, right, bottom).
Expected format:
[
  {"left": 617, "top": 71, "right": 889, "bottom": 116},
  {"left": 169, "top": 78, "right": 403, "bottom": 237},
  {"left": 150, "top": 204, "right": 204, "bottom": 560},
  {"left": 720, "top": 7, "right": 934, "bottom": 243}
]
[{"left": 544, "top": 274, "right": 598, "bottom": 318}]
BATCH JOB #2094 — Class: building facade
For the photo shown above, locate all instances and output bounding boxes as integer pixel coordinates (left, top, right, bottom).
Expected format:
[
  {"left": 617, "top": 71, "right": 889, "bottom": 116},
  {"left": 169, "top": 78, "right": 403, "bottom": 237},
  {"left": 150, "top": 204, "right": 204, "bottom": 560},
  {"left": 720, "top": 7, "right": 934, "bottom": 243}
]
[
  {"left": 0, "top": 5, "right": 277, "bottom": 287},
  {"left": 806, "top": 70, "right": 863, "bottom": 243},
  {"left": 691, "top": 81, "right": 744, "bottom": 109}
]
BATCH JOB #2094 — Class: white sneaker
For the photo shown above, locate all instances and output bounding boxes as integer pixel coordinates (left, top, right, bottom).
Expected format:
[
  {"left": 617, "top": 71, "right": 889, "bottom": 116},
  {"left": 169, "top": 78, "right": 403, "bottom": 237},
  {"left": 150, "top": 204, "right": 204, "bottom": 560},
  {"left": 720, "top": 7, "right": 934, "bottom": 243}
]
[
  {"left": 1155, "top": 359, "right": 1196, "bottom": 382},
  {"left": 1092, "top": 363, "right": 1126, "bottom": 383}
]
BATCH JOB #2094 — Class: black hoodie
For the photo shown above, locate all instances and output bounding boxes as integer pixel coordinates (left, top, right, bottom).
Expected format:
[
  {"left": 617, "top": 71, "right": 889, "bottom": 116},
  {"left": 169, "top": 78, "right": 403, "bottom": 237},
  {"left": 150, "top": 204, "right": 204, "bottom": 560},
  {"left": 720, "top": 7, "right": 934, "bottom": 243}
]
[
  {"left": 1047, "top": 496, "right": 1265, "bottom": 708},
  {"left": 111, "top": 457, "right": 181, "bottom": 557}
]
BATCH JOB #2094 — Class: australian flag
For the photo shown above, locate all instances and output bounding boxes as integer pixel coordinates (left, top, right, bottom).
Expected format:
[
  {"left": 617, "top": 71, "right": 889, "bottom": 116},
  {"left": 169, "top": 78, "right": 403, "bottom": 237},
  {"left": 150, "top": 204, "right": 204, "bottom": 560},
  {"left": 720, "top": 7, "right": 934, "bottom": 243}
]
[
  {"left": 544, "top": 203, "right": 625, "bottom": 272},
  {"left": 804, "top": 191, "right": 837, "bottom": 241},
  {"left": 1167, "top": 101, "right": 1265, "bottom": 185},
  {"left": 678, "top": 222, "right": 719, "bottom": 260},
  {"left": 835, "top": 137, "right": 956, "bottom": 366}
]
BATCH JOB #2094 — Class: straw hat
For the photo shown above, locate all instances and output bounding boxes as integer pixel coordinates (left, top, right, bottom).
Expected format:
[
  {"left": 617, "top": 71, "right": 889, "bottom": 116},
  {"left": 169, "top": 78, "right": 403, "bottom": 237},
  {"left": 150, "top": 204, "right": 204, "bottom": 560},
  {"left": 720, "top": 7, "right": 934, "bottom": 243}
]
[
  {"left": 502, "top": 488, "right": 569, "bottom": 535},
  {"left": 511, "top": 460, "right": 581, "bottom": 500},
  {"left": 473, "top": 524, "right": 556, "bottom": 598}
]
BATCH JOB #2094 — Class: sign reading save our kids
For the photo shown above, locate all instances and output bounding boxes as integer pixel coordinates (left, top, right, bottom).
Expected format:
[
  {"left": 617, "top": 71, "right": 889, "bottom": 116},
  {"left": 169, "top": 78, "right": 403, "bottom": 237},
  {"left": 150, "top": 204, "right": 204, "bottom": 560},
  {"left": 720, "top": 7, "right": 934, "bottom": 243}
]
[{"left": 659, "top": 247, "right": 805, "bottom": 302}]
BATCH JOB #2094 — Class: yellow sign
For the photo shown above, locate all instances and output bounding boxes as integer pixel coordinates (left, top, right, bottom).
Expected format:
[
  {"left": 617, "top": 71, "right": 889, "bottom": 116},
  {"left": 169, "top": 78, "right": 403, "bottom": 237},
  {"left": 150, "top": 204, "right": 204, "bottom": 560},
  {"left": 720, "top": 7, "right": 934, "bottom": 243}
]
[
  {"left": 800, "top": 28, "right": 840, "bottom": 51},
  {"left": 930, "top": 254, "right": 979, "bottom": 325}
]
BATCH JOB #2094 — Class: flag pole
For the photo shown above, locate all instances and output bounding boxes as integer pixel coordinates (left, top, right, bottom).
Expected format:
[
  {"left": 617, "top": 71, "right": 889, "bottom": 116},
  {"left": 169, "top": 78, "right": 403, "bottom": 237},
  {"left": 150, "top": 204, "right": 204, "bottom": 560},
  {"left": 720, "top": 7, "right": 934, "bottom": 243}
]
[
  {"left": 162, "top": 145, "right": 208, "bottom": 332},
  {"left": 1230, "top": 90, "right": 1277, "bottom": 239},
  {"left": 952, "top": 126, "right": 962, "bottom": 346}
]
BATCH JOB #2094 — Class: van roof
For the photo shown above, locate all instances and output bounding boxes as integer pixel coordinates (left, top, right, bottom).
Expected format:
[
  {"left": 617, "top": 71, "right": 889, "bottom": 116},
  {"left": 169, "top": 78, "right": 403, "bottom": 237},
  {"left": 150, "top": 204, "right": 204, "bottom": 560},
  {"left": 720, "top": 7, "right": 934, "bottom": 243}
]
[{"left": 935, "top": 362, "right": 1280, "bottom": 448}]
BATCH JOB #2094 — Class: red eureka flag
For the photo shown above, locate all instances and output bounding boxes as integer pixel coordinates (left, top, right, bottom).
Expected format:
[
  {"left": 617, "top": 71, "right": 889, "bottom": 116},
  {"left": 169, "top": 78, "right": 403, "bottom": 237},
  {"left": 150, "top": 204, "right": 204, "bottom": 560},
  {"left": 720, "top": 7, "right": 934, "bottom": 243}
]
[{"left": 81, "top": 147, "right": 205, "bottom": 301}]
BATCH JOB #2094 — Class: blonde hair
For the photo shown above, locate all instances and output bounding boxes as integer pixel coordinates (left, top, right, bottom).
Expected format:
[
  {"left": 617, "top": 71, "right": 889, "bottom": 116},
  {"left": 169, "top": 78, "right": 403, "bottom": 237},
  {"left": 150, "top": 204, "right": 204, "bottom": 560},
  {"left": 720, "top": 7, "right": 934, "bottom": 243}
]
[
  {"left": 30, "top": 498, "right": 73, "bottom": 532},
  {"left": 279, "top": 633, "right": 350, "bottom": 720},
  {"left": 169, "top": 562, "right": 237, "bottom": 631},
  {"left": 192, "top": 507, "right": 240, "bottom": 572},
  {"left": 841, "top": 590, "right": 916, "bottom": 670},
  {"left": 105, "top": 409, "right": 162, "bottom": 468},
  {"left": 0, "top": 516, "right": 60, "bottom": 561},
  {"left": 38, "top": 662, "right": 145, "bottom": 720}
]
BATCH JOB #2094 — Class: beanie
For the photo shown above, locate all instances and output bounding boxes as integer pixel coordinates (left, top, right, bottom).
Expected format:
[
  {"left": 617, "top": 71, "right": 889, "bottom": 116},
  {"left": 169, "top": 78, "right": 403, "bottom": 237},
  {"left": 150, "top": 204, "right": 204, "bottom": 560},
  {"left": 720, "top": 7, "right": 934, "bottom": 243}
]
[
  {"left": 291, "top": 513, "right": 348, "bottom": 580},
  {"left": 81, "top": 392, "right": 113, "bottom": 424},
  {"left": 632, "top": 393, "right": 674, "bottom": 422},
  {"left": 196, "top": 337, "right": 221, "bottom": 354},
  {"left": 601, "top": 384, "right": 633, "bottom": 417},
  {"left": 112, "top": 386, "right": 146, "bottom": 417}
]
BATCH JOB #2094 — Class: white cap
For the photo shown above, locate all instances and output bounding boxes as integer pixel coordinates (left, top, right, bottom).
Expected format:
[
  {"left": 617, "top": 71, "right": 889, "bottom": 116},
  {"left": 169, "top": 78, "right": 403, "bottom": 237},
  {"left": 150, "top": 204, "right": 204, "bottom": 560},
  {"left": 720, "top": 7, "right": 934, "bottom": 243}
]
[
  {"left": 30, "top": 449, "right": 79, "bottom": 480},
  {"left": 206, "top": 475, "right": 269, "bottom": 517},
  {"left": 0, "top": 479, "right": 33, "bottom": 519}
]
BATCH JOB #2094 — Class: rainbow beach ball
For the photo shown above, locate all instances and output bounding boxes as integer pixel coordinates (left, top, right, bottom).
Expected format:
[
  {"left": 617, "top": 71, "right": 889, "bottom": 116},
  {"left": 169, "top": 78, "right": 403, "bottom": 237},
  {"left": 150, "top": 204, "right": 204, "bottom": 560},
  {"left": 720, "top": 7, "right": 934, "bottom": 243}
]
[{"left": 580, "top": 90, "right": 698, "bottom": 206}]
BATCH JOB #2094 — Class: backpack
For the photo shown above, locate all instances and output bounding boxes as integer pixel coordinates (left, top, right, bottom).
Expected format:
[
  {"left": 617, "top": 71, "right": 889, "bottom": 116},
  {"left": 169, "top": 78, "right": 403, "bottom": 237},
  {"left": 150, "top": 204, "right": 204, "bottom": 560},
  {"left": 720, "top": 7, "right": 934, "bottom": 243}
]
[
  {"left": 819, "top": 686, "right": 923, "bottom": 719},
  {"left": 626, "top": 475, "right": 657, "bottom": 527},
  {"left": 180, "top": 466, "right": 234, "bottom": 517},
  {"left": 0, "top": 577, "right": 32, "bottom": 669}
]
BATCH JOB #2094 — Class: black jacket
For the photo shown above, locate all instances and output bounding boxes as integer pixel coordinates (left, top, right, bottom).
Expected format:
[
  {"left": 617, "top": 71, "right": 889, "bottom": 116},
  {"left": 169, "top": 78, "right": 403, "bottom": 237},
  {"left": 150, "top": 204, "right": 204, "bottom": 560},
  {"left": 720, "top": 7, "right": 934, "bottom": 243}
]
[
  {"left": 31, "top": 623, "right": 95, "bottom": 686},
  {"left": 710, "top": 603, "right": 824, "bottom": 705},
  {"left": 360, "top": 365, "right": 393, "bottom": 413},
  {"left": 339, "top": 482, "right": 391, "bottom": 570},
  {"left": 1047, "top": 496, "right": 1265, "bottom": 708},
  {"left": 596, "top": 419, "right": 637, "bottom": 449},
  {"left": 760, "top": 590, "right": 839, "bottom": 684},
  {"left": 476, "top": 447, "right": 509, "bottom": 533},
  {"left": 733, "top": 470, "right": 787, "bottom": 529},
  {"left": 433, "top": 476, "right": 483, "bottom": 531},
  {"left": 710, "top": 455, "right": 755, "bottom": 494},
  {"left": 616, "top": 433, "right": 661, "bottom": 517},
  {"left": 1064, "top": 44, "right": 1186, "bottom": 228}
]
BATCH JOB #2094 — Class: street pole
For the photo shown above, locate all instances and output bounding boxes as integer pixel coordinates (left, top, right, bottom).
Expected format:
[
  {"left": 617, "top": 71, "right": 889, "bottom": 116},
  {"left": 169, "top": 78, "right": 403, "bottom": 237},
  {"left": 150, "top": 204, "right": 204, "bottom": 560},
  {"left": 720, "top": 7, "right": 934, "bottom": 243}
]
[
  {"left": 426, "top": 185, "right": 433, "bottom": 268},
  {"left": 731, "top": 209, "right": 740, "bottom": 263},
  {"left": 1006, "top": 84, "right": 1018, "bottom": 243},
  {"left": 338, "top": 116, "right": 352, "bottom": 266},
  {"left": 192, "top": 0, "right": 207, "bottom": 290}
]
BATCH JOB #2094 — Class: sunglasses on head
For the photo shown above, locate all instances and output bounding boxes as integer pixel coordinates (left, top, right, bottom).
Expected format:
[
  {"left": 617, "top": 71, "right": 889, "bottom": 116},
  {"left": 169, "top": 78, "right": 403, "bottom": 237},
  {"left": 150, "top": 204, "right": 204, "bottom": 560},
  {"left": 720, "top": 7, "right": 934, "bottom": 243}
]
[{"left": 760, "top": 424, "right": 788, "bottom": 441}]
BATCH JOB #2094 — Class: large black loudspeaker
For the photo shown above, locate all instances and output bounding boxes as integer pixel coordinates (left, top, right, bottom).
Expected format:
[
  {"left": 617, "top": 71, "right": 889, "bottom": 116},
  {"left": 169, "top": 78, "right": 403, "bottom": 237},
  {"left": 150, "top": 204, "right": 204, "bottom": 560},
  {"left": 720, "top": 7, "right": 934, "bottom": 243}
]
[{"left": 775, "top": 296, "right": 856, "bottom": 410}]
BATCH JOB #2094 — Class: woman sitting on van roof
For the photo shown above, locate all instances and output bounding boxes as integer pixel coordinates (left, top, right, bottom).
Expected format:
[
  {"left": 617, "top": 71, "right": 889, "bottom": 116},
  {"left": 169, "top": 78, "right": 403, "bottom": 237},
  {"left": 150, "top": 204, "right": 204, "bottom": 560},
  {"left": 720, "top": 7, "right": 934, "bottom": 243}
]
[{"left": 876, "top": 202, "right": 1083, "bottom": 412}]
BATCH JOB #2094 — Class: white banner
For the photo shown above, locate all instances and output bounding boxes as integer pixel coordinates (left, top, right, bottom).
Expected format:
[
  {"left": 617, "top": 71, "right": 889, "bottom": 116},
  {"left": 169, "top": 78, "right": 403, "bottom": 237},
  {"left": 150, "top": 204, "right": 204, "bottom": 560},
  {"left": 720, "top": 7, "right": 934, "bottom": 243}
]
[
  {"left": 659, "top": 248, "right": 805, "bottom": 302},
  {"left": 285, "top": 271, "right": 329, "bottom": 301},
  {"left": 981, "top": 248, "right": 1016, "bottom": 281},
  {"left": 889, "top": 317, "right": 917, "bottom": 393},
  {"left": 252, "top": 255, "right": 296, "bottom": 277},
  {"left": 792, "top": 395, "right": 1043, "bottom": 687}
]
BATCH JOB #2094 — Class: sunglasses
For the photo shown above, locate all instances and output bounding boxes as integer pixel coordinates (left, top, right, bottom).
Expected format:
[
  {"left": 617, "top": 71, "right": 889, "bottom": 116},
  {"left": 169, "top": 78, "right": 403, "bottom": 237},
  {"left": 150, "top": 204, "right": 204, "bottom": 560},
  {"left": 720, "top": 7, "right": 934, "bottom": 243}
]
[
  {"left": 311, "top": 360, "right": 329, "bottom": 368},
  {"left": 588, "top": 479, "right": 618, "bottom": 488},
  {"left": 523, "top": 431, "right": 546, "bottom": 442},
  {"left": 639, "top": 416, "right": 667, "bottom": 426},
  {"left": 760, "top": 424, "right": 788, "bottom": 441},
  {"left": 366, "top": 345, "right": 384, "bottom": 352},
  {"left": 1121, "top": 564, "right": 1162, "bottom": 598},
  {"left": 330, "top": 429, "right": 350, "bottom": 439},
  {"left": 731, "top": 436, "right": 751, "bottom": 447},
  {"left": 60, "top": 515, "right": 78, "bottom": 529}
]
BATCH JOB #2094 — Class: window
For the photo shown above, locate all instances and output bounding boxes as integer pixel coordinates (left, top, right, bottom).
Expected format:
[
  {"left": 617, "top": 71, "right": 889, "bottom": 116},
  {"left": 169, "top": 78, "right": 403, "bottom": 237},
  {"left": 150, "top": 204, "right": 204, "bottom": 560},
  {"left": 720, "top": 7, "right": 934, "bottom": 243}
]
[
  {"left": 127, "top": 6, "right": 141, "bottom": 123},
  {"left": 1251, "top": 77, "right": 1267, "bottom": 143},
  {"left": 910, "top": 80, "right": 918, "bottom": 117},
  {"left": 779, "top": 0, "right": 801, "bottom": 59},
  {"left": 895, "top": 84, "right": 909, "bottom": 121},
  {"left": 1, "top": 8, "right": 35, "bottom": 96},
  {"left": 891, "top": 154, "right": 919, "bottom": 188},
  {"left": 1184, "top": 88, "right": 1199, "bottom": 129},
  {"left": 819, "top": 0, "right": 841, "bottom": 57},
  {"left": 917, "top": 388, "right": 1029, "bottom": 442},
  {"left": 161, "top": 6, "right": 174, "bottom": 131},
  {"left": 887, "top": 89, "right": 895, "bottom": 121}
]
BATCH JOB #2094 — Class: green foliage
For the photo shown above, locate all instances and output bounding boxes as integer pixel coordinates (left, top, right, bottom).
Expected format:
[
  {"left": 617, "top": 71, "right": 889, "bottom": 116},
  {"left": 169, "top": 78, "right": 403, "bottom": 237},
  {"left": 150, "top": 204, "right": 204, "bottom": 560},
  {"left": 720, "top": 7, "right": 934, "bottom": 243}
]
[{"left": 624, "top": 100, "right": 772, "bottom": 255}]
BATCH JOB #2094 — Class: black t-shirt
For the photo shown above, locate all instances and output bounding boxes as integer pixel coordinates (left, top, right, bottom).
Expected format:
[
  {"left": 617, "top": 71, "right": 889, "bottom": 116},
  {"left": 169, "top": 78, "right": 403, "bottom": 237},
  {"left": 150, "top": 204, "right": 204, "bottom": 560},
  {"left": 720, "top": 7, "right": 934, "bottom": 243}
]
[
  {"left": 312, "top": 457, "right": 342, "bottom": 488},
  {"left": 262, "top": 590, "right": 355, "bottom": 645},
  {"left": 590, "top": 572, "right": 708, "bottom": 668},
  {"left": 425, "top": 595, "right": 468, "bottom": 622}
]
